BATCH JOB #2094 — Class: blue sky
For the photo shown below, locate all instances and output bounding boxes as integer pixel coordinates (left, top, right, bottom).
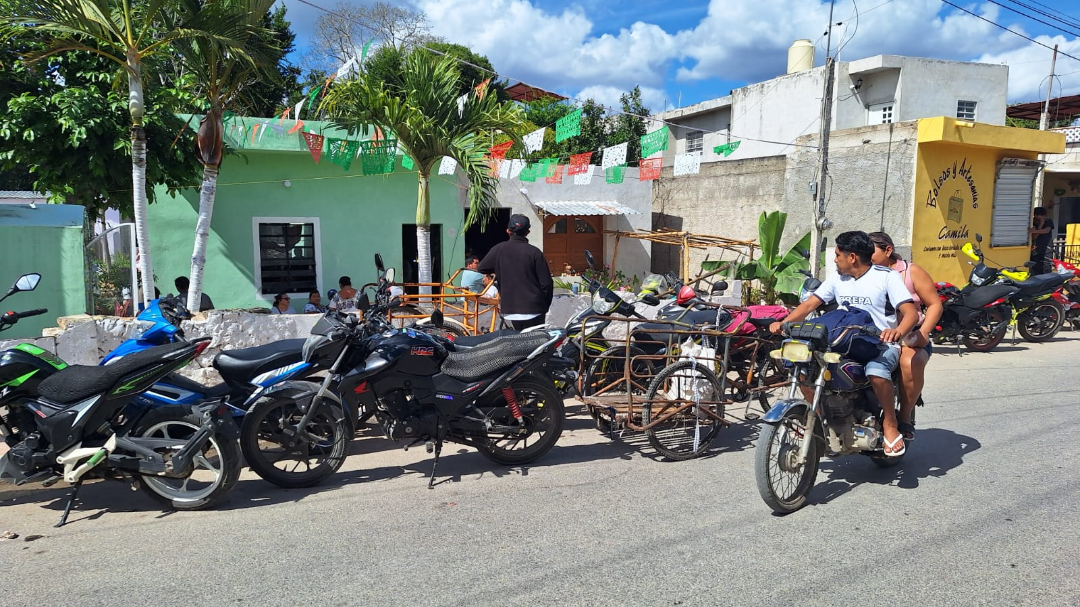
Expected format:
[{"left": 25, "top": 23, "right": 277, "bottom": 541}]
[{"left": 280, "top": 0, "right": 1080, "bottom": 113}]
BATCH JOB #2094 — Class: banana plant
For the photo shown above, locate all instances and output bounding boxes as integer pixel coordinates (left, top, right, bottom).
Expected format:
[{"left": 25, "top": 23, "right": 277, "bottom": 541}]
[{"left": 705, "top": 211, "right": 810, "bottom": 305}]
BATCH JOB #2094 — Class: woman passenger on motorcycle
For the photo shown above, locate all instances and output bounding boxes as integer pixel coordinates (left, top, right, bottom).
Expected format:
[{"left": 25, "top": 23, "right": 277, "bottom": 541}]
[{"left": 869, "top": 232, "right": 942, "bottom": 442}]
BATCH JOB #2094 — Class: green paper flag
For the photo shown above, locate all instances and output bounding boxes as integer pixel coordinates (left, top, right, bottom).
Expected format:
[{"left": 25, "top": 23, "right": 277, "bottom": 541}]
[
  {"left": 555, "top": 108, "right": 583, "bottom": 143},
  {"left": 401, "top": 152, "right": 414, "bottom": 170},
  {"left": 519, "top": 163, "right": 538, "bottom": 182},
  {"left": 361, "top": 39, "right": 375, "bottom": 63},
  {"left": 713, "top": 140, "right": 741, "bottom": 157},
  {"left": 360, "top": 139, "right": 397, "bottom": 175},
  {"left": 327, "top": 138, "right": 360, "bottom": 171},
  {"left": 640, "top": 126, "right": 669, "bottom": 158},
  {"left": 538, "top": 157, "right": 558, "bottom": 178},
  {"left": 307, "top": 85, "right": 323, "bottom": 109},
  {"left": 605, "top": 164, "right": 626, "bottom": 184}
]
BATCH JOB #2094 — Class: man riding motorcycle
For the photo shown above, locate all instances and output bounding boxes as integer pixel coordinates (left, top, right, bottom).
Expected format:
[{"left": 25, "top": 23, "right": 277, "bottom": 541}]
[{"left": 769, "top": 231, "right": 919, "bottom": 457}]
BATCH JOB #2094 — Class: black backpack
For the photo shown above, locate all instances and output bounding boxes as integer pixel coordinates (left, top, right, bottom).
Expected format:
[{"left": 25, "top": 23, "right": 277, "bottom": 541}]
[{"left": 789, "top": 306, "right": 883, "bottom": 363}]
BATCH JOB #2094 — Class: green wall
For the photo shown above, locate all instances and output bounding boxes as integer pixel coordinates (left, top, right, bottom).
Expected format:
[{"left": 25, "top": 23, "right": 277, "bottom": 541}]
[
  {"left": 149, "top": 148, "right": 464, "bottom": 310},
  {"left": 0, "top": 204, "right": 86, "bottom": 338}
]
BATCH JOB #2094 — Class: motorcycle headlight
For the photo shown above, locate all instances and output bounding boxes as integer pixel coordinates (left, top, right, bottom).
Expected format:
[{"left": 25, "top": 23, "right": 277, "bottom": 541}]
[
  {"left": 779, "top": 340, "right": 812, "bottom": 363},
  {"left": 591, "top": 291, "right": 615, "bottom": 314},
  {"left": 129, "top": 320, "right": 158, "bottom": 340},
  {"left": 970, "top": 273, "right": 985, "bottom": 286}
]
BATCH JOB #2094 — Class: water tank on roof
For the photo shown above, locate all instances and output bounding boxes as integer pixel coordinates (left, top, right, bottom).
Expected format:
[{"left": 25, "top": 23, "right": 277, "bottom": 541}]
[{"left": 787, "top": 39, "right": 814, "bottom": 74}]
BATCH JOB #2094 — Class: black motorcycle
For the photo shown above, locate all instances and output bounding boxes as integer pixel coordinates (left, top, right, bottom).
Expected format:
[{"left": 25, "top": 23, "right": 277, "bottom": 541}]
[
  {"left": 242, "top": 257, "right": 568, "bottom": 488},
  {"left": 0, "top": 274, "right": 240, "bottom": 526}
]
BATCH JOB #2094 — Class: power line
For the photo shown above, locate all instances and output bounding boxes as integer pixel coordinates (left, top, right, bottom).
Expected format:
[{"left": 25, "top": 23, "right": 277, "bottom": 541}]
[
  {"left": 987, "top": 0, "right": 1080, "bottom": 38},
  {"left": 939, "top": 0, "right": 1080, "bottom": 64},
  {"left": 1005, "top": 0, "right": 1080, "bottom": 30},
  {"left": 291, "top": 0, "right": 820, "bottom": 151}
]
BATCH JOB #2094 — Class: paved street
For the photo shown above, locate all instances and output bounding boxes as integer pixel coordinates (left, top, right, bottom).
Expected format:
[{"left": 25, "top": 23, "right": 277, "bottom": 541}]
[{"left": 2, "top": 334, "right": 1078, "bottom": 607}]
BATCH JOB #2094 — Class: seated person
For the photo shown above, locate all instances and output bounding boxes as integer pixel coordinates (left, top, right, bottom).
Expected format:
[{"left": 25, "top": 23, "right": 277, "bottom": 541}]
[
  {"left": 461, "top": 253, "right": 487, "bottom": 293},
  {"left": 328, "top": 276, "right": 358, "bottom": 312},
  {"left": 270, "top": 293, "right": 293, "bottom": 314},
  {"left": 175, "top": 276, "right": 214, "bottom": 312},
  {"left": 303, "top": 290, "right": 327, "bottom": 313}
]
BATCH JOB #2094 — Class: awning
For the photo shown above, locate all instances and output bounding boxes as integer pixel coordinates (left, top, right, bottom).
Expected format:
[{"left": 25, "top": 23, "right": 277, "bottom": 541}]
[{"left": 534, "top": 200, "right": 641, "bottom": 216}]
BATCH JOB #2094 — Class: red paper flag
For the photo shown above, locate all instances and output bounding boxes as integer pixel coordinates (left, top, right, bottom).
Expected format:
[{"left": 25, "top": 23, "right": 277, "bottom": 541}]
[
  {"left": 321, "top": 75, "right": 334, "bottom": 98},
  {"left": 302, "top": 130, "right": 325, "bottom": 164},
  {"left": 639, "top": 158, "right": 662, "bottom": 181},
  {"left": 545, "top": 163, "right": 565, "bottom": 184},
  {"left": 287, "top": 119, "right": 305, "bottom": 135},
  {"left": 279, "top": 107, "right": 290, "bottom": 124},
  {"left": 250, "top": 124, "right": 260, "bottom": 146},
  {"left": 475, "top": 78, "right": 491, "bottom": 100},
  {"left": 489, "top": 140, "right": 513, "bottom": 160},
  {"left": 568, "top": 152, "right": 593, "bottom": 175}
]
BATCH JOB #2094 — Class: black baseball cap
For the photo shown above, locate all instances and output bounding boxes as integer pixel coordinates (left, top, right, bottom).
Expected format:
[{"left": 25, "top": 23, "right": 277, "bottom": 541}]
[{"left": 508, "top": 214, "right": 531, "bottom": 233}]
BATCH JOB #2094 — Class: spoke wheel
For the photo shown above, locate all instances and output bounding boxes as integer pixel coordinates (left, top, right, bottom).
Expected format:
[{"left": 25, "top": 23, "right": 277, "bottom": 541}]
[
  {"left": 581, "top": 345, "right": 654, "bottom": 398},
  {"left": 754, "top": 408, "right": 820, "bottom": 514},
  {"left": 642, "top": 361, "right": 725, "bottom": 461},
  {"left": 240, "top": 395, "right": 349, "bottom": 488},
  {"left": 133, "top": 408, "right": 240, "bottom": 510},
  {"left": 475, "top": 377, "right": 565, "bottom": 465}
]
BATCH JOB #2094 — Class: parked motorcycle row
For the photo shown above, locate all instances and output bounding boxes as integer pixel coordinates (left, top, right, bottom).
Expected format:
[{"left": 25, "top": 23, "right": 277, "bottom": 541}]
[{"left": 2, "top": 232, "right": 1075, "bottom": 523}]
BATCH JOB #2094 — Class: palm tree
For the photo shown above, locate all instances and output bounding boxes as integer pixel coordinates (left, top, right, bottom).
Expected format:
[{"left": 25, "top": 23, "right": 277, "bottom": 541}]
[
  {"left": 322, "top": 51, "right": 526, "bottom": 290},
  {"left": 166, "top": 0, "right": 279, "bottom": 312},
  {"left": 0, "top": 0, "right": 257, "bottom": 306}
]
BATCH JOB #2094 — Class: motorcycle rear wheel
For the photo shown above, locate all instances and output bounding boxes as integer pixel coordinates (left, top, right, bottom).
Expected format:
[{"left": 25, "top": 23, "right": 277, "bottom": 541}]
[
  {"left": 754, "top": 408, "right": 820, "bottom": 514},
  {"left": 475, "top": 376, "right": 565, "bottom": 465},
  {"left": 132, "top": 408, "right": 241, "bottom": 510},
  {"left": 961, "top": 326, "right": 1006, "bottom": 352},
  {"left": 1017, "top": 300, "right": 1064, "bottom": 342},
  {"left": 241, "top": 396, "right": 350, "bottom": 488},
  {"left": 642, "top": 361, "right": 725, "bottom": 461}
]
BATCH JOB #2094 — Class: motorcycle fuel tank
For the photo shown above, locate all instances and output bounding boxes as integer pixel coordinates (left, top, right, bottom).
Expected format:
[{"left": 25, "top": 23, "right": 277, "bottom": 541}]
[{"left": 373, "top": 329, "right": 448, "bottom": 376}]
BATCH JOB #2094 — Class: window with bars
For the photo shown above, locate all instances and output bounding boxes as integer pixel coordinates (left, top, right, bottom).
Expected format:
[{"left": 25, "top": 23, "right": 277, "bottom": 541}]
[
  {"left": 256, "top": 221, "right": 318, "bottom": 294},
  {"left": 687, "top": 131, "right": 703, "bottom": 154},
  {"left": 868, "top": 103, "right": 894, "bottom": 125},
  {"left": 957, "top": 100, "right": 977, "bottom": 121}
]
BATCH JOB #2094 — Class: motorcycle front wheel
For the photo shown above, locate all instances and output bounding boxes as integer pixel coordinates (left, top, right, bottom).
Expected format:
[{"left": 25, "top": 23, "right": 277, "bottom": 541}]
[
  {"left": 1017, "top": 300, "right": 1064, "bottom": 342},
  {"left": 132, "top": 408, "right": 241, "bottom": 510},
  {"left": 961, "top": 323, "right": 1006, "bottom": 352},
  {"left": 241, "top": 395, "right": 350, "bottom": 488},
  {"left": 754, "top": 408, "right": 820, "bottom": 514},
  {"left": 475, "top": 376, "right": 565, "bottom": 465}
]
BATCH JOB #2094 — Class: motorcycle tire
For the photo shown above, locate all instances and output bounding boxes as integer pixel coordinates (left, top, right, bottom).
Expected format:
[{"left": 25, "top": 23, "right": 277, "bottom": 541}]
[
  {"left": 475, "top": 376, "right": 565, "bottom": 466},
  {"left": 642, "top": 360, "right": 725, "bottom": 461},
  {"left": 754, "top": 407, "right": 820, "bottom": 514},
  {"left": 240, "top": 394, "right": 350, "bottom": 488},
  {"left": 131, "top": 407, "right": 241, "bottom": 511},
  {"left": 1017, "top": 300, "right": 1065, "bottom": 342},
  {"left": 961, "top": 326, "right": 1006, "bottom": 352}
]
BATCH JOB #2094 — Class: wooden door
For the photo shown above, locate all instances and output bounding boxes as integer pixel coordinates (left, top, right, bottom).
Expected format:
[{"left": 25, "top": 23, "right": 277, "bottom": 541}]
[{"left": 543, "top": 215, "right": 603, "bottom": 275}]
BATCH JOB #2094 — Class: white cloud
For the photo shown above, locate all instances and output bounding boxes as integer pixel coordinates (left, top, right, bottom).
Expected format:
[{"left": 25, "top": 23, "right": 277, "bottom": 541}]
[
  {"left": 576, "top": 85, "right": 672, "bottom": 114},
  {"left": 975, "top": 36, "right": 1080, "bottom": 103}
]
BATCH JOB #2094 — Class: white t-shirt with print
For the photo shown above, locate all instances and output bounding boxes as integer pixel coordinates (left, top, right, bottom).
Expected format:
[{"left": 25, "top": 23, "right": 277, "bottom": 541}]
[{"left": 813, "top": 265, "right": 913, "bottom": 331}]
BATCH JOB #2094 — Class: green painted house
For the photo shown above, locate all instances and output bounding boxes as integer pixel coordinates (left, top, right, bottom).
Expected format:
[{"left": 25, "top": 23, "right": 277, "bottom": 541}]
[{"left": 149, "top": 116, "right": 466, "bottom": 310}]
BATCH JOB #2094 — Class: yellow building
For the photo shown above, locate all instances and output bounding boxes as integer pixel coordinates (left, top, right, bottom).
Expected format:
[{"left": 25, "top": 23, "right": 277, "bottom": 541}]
[{"left": 911, "top": 117, "right": 1065, "bottom": 285}]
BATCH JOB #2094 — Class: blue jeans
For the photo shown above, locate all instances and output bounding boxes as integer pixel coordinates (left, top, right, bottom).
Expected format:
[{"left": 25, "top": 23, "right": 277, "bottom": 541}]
[{"left": 864, "top": 344, "right": 901, "bottom": 380}]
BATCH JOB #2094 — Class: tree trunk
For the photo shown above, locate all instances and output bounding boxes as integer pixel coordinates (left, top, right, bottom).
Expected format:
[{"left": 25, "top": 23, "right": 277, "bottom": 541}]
[
  {"left": 128, "top": 59, "right": 154, "bottom": 306},
  {"left": 187, "top": 165, "right": 218, "bottom": 312},
  {"left": 416, "top": 171, "right": 432, "bottom": 295}
]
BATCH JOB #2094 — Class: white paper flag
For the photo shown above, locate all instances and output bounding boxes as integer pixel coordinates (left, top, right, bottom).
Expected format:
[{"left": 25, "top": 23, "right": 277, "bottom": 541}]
[
  {"left": 456, "top": 93, "right": 468, "bottom": 118},
  {"left": 508, "top": 159, "right": 525, "bottom": 179},
  {"left": 573, "top": 165, "right": 595, "bottom": 185},
  {"left": 673, "top": 152, "right": 702, "bottom": 177},
  {"left": 602, "top": 142, "right": 627, "bottom": 170},
  {"left": 498, "top": 159, "right": 511, "bottom": 179},
  {"left": 258, "top": 121, "right": 270, "bottom": 142},
  {"left": 438, "top": 156, "right": 457, "bottom": 175},
  {"left": 335, "top": 57, "right": 356, "bottom": 80},
  {"left": 523, "top": 127, "right": 546, "bottom": 153},
  {"left": 293, "top": 99, "right": 305, "bottom": 121}
]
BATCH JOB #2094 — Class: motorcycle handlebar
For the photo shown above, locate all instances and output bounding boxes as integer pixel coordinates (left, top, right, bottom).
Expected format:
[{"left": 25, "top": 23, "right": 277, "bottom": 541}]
[{"left": 16, "top": 308, "right": 48, "bottom": 319}]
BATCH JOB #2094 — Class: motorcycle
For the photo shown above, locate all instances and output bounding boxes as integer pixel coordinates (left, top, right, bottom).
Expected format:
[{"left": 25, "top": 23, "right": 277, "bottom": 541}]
[
  {"left": 754, "top": 320, "right": 902, "bottom": 514},
  {"left": 0, "top": 273, "right": 241, "bottom": 526},
  {"left": 1050, "top": 258, "right": 1080, "bottom": 329}
]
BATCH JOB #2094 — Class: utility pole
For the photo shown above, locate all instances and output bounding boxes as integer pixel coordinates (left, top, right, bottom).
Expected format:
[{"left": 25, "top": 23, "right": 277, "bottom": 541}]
[
  {"left": 811, "top": 0, "right": 837, "bottom": 277},
  {"left": 1032, "top": 44, "right": 1058, "bottom": 211}
]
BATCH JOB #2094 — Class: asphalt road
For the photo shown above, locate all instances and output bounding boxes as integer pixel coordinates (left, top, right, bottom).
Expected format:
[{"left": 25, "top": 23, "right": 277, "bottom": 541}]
[{"left": 2, "top": 334, "right": 1078, "bottom": 606}]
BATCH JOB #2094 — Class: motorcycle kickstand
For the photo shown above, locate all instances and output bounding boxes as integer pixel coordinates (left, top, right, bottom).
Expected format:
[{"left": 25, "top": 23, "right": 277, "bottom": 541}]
[
  {"left": 55, "top": 481, "right": 82, "bottom": 528},
  {"left": 427, "top": 441, "right": 443, "bottom": 490}
]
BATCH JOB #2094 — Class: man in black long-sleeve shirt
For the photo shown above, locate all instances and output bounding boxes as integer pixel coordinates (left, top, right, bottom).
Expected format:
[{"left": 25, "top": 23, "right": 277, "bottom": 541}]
[{"left": 478, "top": 214, "right": 553, "bottom": 330}]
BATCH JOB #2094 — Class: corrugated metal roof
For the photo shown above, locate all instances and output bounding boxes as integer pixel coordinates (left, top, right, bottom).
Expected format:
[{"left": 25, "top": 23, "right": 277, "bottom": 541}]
[
  {"left": 0, "top": 203, "right": 83, "bottom": 228},
  {"left": 0, "top": 191, "right": 48, "bottom": 199},
  {"left": 534, "top": 200, "right": 641, "bottom": 216}
]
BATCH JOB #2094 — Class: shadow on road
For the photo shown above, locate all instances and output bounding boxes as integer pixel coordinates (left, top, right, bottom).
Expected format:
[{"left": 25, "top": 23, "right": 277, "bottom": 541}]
[{"left": 811, "top": 427, "right": 982, "bottom": 506}]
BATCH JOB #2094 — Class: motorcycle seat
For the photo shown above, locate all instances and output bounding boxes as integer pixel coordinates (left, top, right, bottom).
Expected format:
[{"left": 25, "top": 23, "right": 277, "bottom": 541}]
[
  {"left": 963, "top": 284, "right": 1018, "bottom": 310},
  {"left": 442, "top": 332, "right": 552, "bottom": 382},
  {"left": 747, "top": 317, "right": 777, "bottom": 329},
  {"left": 213, "top": 339, "right": 306, "bottom": 384},
  {"left": 451, "top": 329, "right": 517, "bottom": 349},
  {"left": 37, "top": 342, "right": 192, "bottom": 405},
  {"left": 1008, "top": 273, "right": 1069, "bottom": 297}
]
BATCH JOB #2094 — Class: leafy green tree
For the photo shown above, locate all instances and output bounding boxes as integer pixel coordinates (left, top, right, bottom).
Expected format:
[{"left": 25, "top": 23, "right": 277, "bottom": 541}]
[
  {"left": 242, "top": 4, "right": 302, "bottom": 117},
  {"left": 418, "top": 42, "right": 508, "bottom": 101},
  {"left": 610, "top": 86, "right": 650, "bottom": 164},
  {"left": 1, "top": 0, "right": 260, "bottom": 303},
  {"left": 323, "top": 51, "right": 527, "bottom": 290}
]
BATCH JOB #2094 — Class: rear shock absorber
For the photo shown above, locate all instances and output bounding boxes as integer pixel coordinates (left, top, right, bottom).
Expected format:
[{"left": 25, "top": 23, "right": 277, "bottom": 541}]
[{"left": 501, "top": 387, "right": 526, "bottom": 429}]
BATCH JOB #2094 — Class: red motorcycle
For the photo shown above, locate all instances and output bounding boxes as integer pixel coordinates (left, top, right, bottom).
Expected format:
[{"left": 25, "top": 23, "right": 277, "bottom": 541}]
[{"left": 1050, "top": 258, "right": 1080, "bottom": 330}]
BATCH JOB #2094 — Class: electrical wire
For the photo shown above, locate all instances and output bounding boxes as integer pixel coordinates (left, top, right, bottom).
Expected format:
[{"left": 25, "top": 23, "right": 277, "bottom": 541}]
[
  {"left": 938, "top": 0, "right": 1080, "bottom": 64},
  {"left": 986, "top": 0, "right": 1080, "bottom": 38},
  {"left": 1004, "top": 0, "right": 1080, "bottom": 31}
]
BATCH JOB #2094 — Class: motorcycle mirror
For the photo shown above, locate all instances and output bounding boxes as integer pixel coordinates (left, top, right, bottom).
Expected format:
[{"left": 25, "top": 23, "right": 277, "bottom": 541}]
[
  {"left": 12, "top": 273, "right": 40, "bottom": 293},
  {"left": 584, "top": 249, "right": 595, "bottom": 270},
  {"left": 640, "top": 294, "right": 660, "bottom": 306},
  {"left": 430, "top": 309, "right": 444, "bottom": 328},
  {"left": 712, "top": 280, "right": 729, "bottom": 293},
  {"left": 800, "top": 249, "right": 811, "bottom": 260},
  {"left": 357, "top": 292, "right": 371, "bottom": 312},
  {"left": 384, "top": 267, "right": 395, "bottom": 284},
  {"left": 1023, "top": 260, "right": 1036, "bottom": 268},
  {"left": 374, "top": 253, "right": 385, "bottom": 272},
  {"left": 975, "top": 233, "right": 983, "bottom": 243}
]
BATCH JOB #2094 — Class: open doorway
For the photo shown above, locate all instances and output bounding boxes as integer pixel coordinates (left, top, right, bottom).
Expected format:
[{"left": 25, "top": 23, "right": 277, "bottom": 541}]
[
  {"left": 463, "top": 208, "right": 510, "bottom": 262},
  {"left": 401, "top": 224, "right": 442, "bottom": 294}
]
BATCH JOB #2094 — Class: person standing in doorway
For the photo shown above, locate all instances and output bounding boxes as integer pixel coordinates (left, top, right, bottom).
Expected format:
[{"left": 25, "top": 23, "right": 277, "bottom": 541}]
[
  {"left": 1030, "top": 207, "right": 1055, "bottom": 274},
  {"left": 478, "top": 214, "right": 553, "bottom": 330}
]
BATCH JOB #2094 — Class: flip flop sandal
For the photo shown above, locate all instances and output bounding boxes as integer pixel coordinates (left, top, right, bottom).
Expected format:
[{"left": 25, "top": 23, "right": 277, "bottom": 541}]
[
  {"left": 883, "top": 434, "right": 906, "bottom": 457},
  {"left": 898, "top": 421, "right": 916, "bottom": 442}
]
